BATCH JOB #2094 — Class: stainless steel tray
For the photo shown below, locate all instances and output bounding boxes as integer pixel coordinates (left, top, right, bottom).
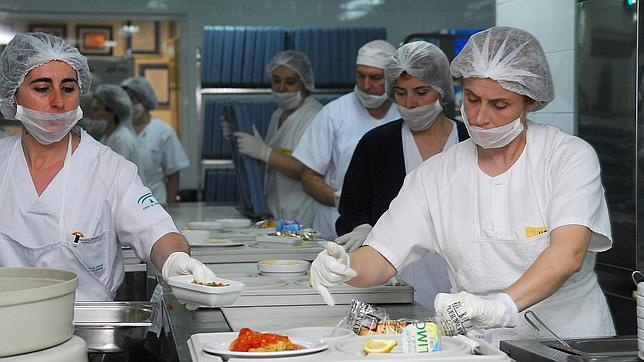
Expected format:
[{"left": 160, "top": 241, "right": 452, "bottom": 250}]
[{"left": 73, "top": 301, "right": 155, "bottom": 353}]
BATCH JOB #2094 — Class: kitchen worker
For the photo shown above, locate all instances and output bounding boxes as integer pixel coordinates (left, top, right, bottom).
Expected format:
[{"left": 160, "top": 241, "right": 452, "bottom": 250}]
[
  {"left": 310, "top": 26, "right": 615, "bottom": 344},
  {"left": 0, "top": 32, "right": 215, "bottom": 301},
  {"left": 335, "top": 41, "right": 469, "bottom": 311},
  {"left": 293, "top": 39, "right": 400, "bottom": 240},
  {"left": 90, "top": 84, "right": 142, "bottom": 171},
  {"left": 121, "top": 76, "right": 190, "bottom": 204},
  {"left": 229, "top": 51, "right": 322, "bottom": 226}
]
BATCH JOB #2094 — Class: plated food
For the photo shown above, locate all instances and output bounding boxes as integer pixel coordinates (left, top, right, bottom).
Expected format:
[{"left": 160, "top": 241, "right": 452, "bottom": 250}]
[
  {"left": 193, "top": 280, "right": 230, "bottom": 287},
  {"left": 167, "top": 275, "right": 243, "bottom": 307},
  {"left": 229, "top": 328, "right": 303, "bottom": 352}
]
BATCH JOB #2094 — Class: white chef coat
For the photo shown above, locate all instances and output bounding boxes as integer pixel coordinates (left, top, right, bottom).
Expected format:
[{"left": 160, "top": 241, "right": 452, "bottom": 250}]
[
  {"left": 264, "top": 96, "right": 322, "bottom": 227},
  {"left": 366, "top": 121, "right": 615, "bottom": 343},
  {"left": 136, "top": 118, "right": 190, "bottom": 204},
  {"left": 293, "top": 92, "right": 399, "bottom": 239},
  {"left": 398, "top": 120, "right": 458, "bottom": 311},
  {"left": 0, "top": 128, "right": 179, "bottom": 301}
]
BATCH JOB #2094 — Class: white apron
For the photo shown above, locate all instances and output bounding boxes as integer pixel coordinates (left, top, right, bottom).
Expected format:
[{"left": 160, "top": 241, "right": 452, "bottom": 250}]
[
  {"left": 0, "top": 136, "right": 112, "bottom": 301},
  {"left": 454, "top": 142, "right": 615, "bottom": 345}
]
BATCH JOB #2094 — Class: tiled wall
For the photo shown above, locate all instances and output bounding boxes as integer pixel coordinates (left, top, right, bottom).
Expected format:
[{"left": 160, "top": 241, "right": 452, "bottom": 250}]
[{"left": 496, "top": 0, "right": 576, "bottom": 134}]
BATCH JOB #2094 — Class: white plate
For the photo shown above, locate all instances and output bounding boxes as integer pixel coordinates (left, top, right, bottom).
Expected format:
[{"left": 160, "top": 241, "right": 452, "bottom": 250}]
[
  {"left": 258, "top": 259, "right": 310, "bottom": 274},
  {"left": 187, "top": 221, "right": 223, "bottom": 231},
  {"left": 249, "top": 240, "right": 324, "bottom": 249},
  {"left": 181, "top": 230, "right": 212, "bottom": 245},
  {"left": 193, "top": 239, "right": 244, "bottom": 247},
  {"left": 255, "top": 235, "right": 302, "bottom": 244},
  {"left": 218, "top": 219, "right": 252, "bottom": 229},
  {"left": 282, "top": 326, "right": 355, "bottom": 343},
  {"left": 203, "top": 336, "right": 327, "bottom": 359}
]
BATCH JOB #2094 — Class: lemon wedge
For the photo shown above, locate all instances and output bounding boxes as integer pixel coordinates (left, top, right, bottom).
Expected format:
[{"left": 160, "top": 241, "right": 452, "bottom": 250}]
[{"left": 363, "top": 338, "right": 397, "bottom": 354}]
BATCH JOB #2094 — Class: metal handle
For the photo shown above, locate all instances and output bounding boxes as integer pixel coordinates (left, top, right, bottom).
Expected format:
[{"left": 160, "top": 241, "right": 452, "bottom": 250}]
[
  {"left": 632, "top": 270, "right": 644, "bottom": 286},
  {"left": 524, "top": 310, "right": 572, "bottom": 349}
]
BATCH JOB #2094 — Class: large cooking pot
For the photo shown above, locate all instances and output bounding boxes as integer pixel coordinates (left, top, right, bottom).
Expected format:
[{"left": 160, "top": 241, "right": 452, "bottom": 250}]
[{"left": 0, "top": 267, "right": 79, "bottom": 357}]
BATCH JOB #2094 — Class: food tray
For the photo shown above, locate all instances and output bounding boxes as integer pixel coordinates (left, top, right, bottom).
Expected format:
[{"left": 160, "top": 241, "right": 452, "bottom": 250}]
[
  {"left": 168, "top": 275, "right": 244, "bottom": 307},
  {"left": 188, "top": 332, "right": 511, "bottom": 361},
  {"left": 74, "top": 301, "right": 155, "bottom": 353}
]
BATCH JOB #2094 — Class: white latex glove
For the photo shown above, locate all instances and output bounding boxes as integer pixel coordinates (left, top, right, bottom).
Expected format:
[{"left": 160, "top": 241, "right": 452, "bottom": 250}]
[
  {"left": 221, "top": 118, "right": 232, "bottom": 139},
  {"left": 309, "top": 242, "right": 357, "bottom": 306},
  {"left": 161, "top": 252, "right": 217, "bottom": 283},
  {"left": 335, "top": 224, "right": 371, "bottom": 252},
  {"left": 233, "top": 125, "right": 271, "bottom": 162},
  {"left": 334, "top": 190, "right": 341, "bottom": 209},
  {"left": 434, "top": 291, "right": 518, "bottom": 335}
]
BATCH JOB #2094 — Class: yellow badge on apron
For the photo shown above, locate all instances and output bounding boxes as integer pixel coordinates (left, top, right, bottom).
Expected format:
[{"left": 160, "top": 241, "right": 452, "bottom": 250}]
[{"left": 525, "top": 226, "right": 548, "bottom": 238}]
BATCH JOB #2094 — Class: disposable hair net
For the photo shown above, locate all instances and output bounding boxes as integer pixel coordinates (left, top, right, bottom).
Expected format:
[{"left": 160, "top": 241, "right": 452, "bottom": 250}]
[
  {"left": 385, "top": 41, "right": 454, "bottom": 105},
  {"left": 94, "top": 84, "right": 133, "bottom": 127},
  {"left": 265, "top": 50, "right": 315, "bottom": 91},
  {"left": 451, "top": 26, "right": 554, "bottom": 111},
  {"left": 356, "top": 40, "right": 396, "bottom": 69},
  {"left": 121, "top": 76, "right": 158, "bottom": 110},
  {"left": 0, "top": 32, "right": 92, "bottom": 119}
]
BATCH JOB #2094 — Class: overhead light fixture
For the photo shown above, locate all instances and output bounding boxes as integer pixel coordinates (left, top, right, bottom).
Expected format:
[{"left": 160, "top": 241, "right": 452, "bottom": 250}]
[{"left": 122, "top": 24, "right": 139, "bottom": 34}]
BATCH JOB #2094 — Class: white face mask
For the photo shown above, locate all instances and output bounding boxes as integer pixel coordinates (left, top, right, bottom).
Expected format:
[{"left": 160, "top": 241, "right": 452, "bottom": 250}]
[
  {"left": 461, "top": 104, "right": 524, "bottom": 149},
  {"left": 272, "top": 91, "right": 303, "bottom": 110},
  {"left": 354, "top": 85, "right": 389, "bottom": 109},
  {"left": 14, "top": 105, "right": 83, "bottom": 145},
  {"left": 132, "top": 103, "right": 146, "bottom": 120},
  {"left": 397, "top": 100, "right": 443, "bottom": 131}
]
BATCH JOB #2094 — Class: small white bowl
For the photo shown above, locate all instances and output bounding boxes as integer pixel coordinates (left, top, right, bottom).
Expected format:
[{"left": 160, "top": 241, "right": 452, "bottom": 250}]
[
  {"left": 638, "top": 327, "right": 644, "bottom": 339},
  {"left": 187, "top": 221, "right": 223, "bottom": 231},
  {"left": 218, "top": 219, "right": 252, "bottom": 229},
  {"left": 638, "top": 296, "right": 644, "bottom": 307},
  {"left": 181, "top": 229, "right": 211, "bottom": 245},
  {"left": 637, "top": 317, "right": 644, "bottom": 329},
  {"left": 167, "top": 275, "right": 243, "bottom": 307},
  {"left": 639, "top": 337, "right": 644, "bottom": 352},
  {"left": 638, "top": 306, "right": 644, "bottom": 318},
  {"left": 637, "top": 281, "right": 644, "bottom": 296}
]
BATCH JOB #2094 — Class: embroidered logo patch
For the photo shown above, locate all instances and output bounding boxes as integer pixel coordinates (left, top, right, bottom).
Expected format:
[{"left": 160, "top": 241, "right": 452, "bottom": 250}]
[{"left": 137, "top": 192, "right": 159, "bottom": 210}]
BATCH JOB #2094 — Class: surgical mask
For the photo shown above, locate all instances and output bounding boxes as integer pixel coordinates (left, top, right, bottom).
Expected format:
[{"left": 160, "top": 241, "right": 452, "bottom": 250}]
[
  {"left": 397, "top": 100, "right": 443, "bottom": 131},
  {"left": 461, "top": 104, "right": 524, "bottom": 149},
  {"left": 14, "top": 105, "right": 83, "bottom": 145},
  {"left": 132, "top": 103, "right": 145, "bottom": 120},
  {"left": 272, "top": 91, "right": 302, "bottom": 110},
  {"left": 354, "top": 85, "right": 389, "bottom": 109}
]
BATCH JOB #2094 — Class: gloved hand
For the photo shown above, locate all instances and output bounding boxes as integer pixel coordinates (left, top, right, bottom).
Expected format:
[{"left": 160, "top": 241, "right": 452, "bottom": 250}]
[
  {"left": 335, "top": 224, "right": 371, "bottom": 252},
  {"left": 161, "top": 252, "right": 217, "bottom": 283},
  {"left": 434, "top": 291, "right": 518, "bottom": 335},
  {"left": 310, "top": 242, "right": 357, "bottom": 306},
  {"left": 221, "top": 117, "right": 232, "bottom": 139},
  {"left": 233, "top": 125, "right": 271, "bottom": 162}
]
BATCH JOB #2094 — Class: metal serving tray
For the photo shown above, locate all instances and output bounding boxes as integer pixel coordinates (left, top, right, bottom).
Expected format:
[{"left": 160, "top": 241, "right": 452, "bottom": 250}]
[{"left": 73, "top": 301, "right": 155, "bottom": 353}]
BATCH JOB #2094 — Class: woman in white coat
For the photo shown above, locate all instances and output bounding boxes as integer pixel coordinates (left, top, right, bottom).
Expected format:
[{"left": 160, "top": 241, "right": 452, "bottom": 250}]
[
  {"left": 0, "top": 32, "right": 214, "bottom": 301},
  {"left": 90, "top": 84, "right": 148, "bottom": 177},
  {"left": 230, "top": 50, "right": 322, "bottom": 226},
  {"left": 309, "top": 26, "right": 615, "bottom": 344}
]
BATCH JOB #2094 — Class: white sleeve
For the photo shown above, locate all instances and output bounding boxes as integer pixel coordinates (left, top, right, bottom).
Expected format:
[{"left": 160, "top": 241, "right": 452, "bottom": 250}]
[
  {"left": 162, "top": 128, "right": 190, "bottom": 175},
  {"left": 292, "top": 105, "right": 334, "bottom": 175},
  {"left": 113, "top": 163, "right": 179, "bottom": 262},
  {"left": 547, "top": 138, "right": 612, "bottom": 251},
  {"left": 364, "top": 167, "right": 438, "bottom": 271}
]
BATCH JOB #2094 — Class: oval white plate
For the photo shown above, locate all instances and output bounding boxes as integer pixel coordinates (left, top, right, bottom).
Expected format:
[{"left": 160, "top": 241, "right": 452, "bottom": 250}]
[
  {"left": 218, "top": 219, "right": 252, "bottom": 229},
  {"left": 203, "top": 337, "right": 327, "bottom": 358},
  {"left": 197, "top": 239, "right": 245, "bottom": 247},
  {"left": 226, "top": 276, "right": 289, "bottom": 290},
  {"left": 258, "top": 259, "right": 310, "bottom": 274},
  {"left": 187, "top": 221, "right": 223, "bottom": 231}
]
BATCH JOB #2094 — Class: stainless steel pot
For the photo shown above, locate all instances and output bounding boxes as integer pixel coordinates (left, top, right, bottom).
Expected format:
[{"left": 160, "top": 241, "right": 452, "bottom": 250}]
[{"left": 0, "top": 267, "right": 78, "bottom": 357}]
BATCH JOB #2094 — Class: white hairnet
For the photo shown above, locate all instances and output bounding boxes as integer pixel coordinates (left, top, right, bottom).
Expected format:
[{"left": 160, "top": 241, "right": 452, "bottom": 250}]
[
  {"left": 356, "top": 40, "right": 396, "bottom": 69},
  {"left": 265, "top": 50, "right": 315, "bottom": 92},
  {"left": 121, "top": 76, "right": 157, "bottom": 110},
  {"left": 94, "top": 84, "right": 133, "bottom": 126},
  {"left": 450, "top": 26, "right": 554, "bottom": 111},
  {"left": 385, "top": 41, "right": 454, "bottom": 105},
  {"left": 0, "top": 32, "right": 92, "bottom": 119}
]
